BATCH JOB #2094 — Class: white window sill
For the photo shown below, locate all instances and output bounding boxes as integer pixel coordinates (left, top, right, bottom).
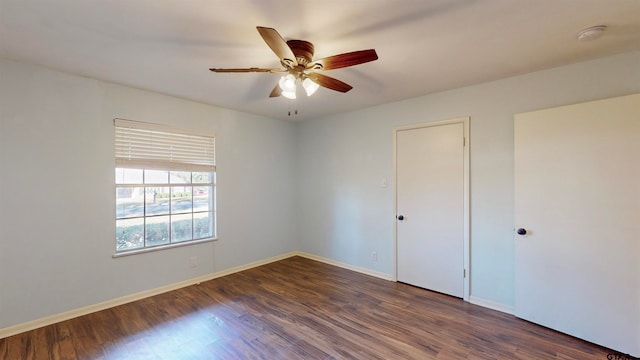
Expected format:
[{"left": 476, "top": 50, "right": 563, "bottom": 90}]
[{"left": 112, "top": 237, "right": 218, "bottom": 258}]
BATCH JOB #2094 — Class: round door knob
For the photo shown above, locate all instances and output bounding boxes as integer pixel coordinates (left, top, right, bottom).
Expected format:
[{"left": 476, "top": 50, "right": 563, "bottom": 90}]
[
  {"left": 397, "top": 215, "right": 404, "bottom": 221},
  {"left": 517, "top": 228, "right": 527, "bottom": 235}
]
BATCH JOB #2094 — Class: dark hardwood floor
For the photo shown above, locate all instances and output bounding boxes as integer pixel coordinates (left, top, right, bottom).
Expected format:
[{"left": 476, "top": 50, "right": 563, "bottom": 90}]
[{"left": 0, "top": 256, "right": 621, "bottom": 359}]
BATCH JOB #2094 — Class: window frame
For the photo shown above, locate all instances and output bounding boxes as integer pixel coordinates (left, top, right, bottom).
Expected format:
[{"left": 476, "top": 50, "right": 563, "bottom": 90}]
[{"left": 113, "top": 119, "right": 217, "bottom": 257}]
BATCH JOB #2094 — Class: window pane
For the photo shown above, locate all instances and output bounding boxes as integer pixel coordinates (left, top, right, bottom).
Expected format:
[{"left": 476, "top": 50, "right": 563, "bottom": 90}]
[
  {"left": 116, "top": 168, "right": 143, "bottom": 184},
  {"left": 116, "top": 187, "right": 144, "bottom": 218},
  {"left": 116, "top": 218, "right": 144, "bottom": 251},
  {"left": 170, "top": 171, "right": 191, "bottom": 184},
  {"left": 145, "top": 216, "right": 170, "bottom": 247},
  {"left": 194, "top": 212, "right": 213, "bottom": 239},
  {"left": 145, "top": 187, "right": 170, "bottom": 216},
  {"left": 193, "top": 186, "right": 211, "bottom": 212},
  {"left": 193, "top": 172, "right": 212, "bottom": 184},
  {"left": 171, "top": 187, "right": 192, "bottom": 214},
  {"left": 171, "top": 213, "right": 193, "bottom": 243},
  {"left": 145, "top": 170, "right": 168, "bottom": 184}
]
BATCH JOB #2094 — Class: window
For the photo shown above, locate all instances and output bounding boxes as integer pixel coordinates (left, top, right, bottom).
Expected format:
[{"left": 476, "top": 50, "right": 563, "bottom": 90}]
[{"left": 114, "top": 119, "right": 216, "bottom": 254}]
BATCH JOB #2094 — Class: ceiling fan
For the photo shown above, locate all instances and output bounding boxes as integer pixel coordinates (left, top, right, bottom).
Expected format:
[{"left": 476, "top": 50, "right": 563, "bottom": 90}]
[{"left": 210, "top": 26, "right": 378, "bottom": 99}]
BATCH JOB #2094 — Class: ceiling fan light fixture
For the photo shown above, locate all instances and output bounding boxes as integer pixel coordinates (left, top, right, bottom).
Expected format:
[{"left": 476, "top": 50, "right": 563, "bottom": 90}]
[
  {"left": 281, "top": 89, "right": 296, "bottom": 99},
  {"left": 279, "top": 74, "right": 297, "bottom": 99},
  {"left": 302, "top": 78, "right": 320, "bottom": 96},
  {"left": 279, "top": 74, "right": 296, "bottom": 91}
]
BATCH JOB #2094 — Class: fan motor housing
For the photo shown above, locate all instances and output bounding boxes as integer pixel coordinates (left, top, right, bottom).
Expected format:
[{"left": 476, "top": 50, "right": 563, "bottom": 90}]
[{"left": 286, "top": 40, "right": 314, "bottom": 65}]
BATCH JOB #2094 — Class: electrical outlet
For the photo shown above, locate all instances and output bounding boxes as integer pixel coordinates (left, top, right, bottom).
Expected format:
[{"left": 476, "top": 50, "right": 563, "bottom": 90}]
[
  {"left": 371, "top": 251, "right": 378, "bottom": 261},
  {"left": 189, "top": 256, "right": 199, "bottom": 268}
]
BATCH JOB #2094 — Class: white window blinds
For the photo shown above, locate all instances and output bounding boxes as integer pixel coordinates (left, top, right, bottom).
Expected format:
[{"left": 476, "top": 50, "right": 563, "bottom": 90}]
[{"left": 114, "top": 118, "right": 215, "bottom": 171}]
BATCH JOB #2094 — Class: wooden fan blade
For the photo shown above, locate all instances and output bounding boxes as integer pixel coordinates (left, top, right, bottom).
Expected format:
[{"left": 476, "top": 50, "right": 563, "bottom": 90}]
[
  {"left": 307, "top": 73, "right": 353, "bottom": 93},
  {"left": 209, "top": 67, "right": 284, "bottom": 73},
  {"left": 308, "top": 49, "right": 378, "bottom": 71},
  {"left": 269, "top": 83, "right": 282, "bottom": 98},
  {"left": 256, "top": 26, "right": 298, "bottom": 68}
]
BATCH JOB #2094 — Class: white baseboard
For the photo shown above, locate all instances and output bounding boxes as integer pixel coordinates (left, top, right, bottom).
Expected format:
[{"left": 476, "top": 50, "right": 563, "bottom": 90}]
[
  {"left": 0, "top": 251, "right": 298, "bottom": 339},
  {"left": 0, "top": 251, "right": 420, "bottom": 339},
  {"left": 469, "top": 295, "right": 514, "bottom": 315},
  {"left": 1, "top": 251, "right": 515, "bottom": 340},
  {"left": 293, "top": 251, "right": 394, "bottom": 281}
]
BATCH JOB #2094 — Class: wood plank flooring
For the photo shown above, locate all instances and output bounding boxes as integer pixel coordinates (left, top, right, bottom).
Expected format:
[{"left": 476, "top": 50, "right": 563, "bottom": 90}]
[{"left": 0, "top": 256, "right": 624, "bottom": 359}]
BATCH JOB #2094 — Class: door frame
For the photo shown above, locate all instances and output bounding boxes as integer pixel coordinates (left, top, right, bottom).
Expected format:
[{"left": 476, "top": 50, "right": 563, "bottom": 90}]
[{"left": 393, "top": 117, "right": 470, "bottom": 301}]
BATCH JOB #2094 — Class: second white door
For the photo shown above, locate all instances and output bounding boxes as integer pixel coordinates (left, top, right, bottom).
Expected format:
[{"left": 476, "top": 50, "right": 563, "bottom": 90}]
[
  {"left": 514, "top": 94, "right": 640, "bottom": 356},
  {"left": 396, "top": 120, "right": 466, "bottom": 298}
]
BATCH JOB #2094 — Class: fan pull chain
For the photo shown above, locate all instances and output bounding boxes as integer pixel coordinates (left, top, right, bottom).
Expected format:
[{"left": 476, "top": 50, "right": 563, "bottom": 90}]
[{"left": 287, "top": 104, "right": 298, "bottom": 117}]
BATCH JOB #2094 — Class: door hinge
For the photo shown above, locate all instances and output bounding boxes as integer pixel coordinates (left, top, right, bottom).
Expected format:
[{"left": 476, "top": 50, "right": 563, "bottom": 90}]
[
  {"left": 463, "top": 269, "right": 467, "bottom": 278},
  {"left": 463, "top": 137, "right": 466, "bottom": 147}
]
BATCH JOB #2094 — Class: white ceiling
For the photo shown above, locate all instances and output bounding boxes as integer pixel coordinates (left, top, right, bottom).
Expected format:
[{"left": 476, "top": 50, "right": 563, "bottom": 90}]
[{"left": 1, "top": 0, "right": 639, "bottom": 121}]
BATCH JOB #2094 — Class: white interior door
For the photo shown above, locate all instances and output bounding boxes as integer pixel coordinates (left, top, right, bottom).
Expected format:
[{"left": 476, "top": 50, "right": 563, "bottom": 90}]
[
  {"left": 514, "top": 94, "right": 640, "bottom": 357},
  {"left": 396, "top": 119, "right": 468, "bottom": 298}
]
